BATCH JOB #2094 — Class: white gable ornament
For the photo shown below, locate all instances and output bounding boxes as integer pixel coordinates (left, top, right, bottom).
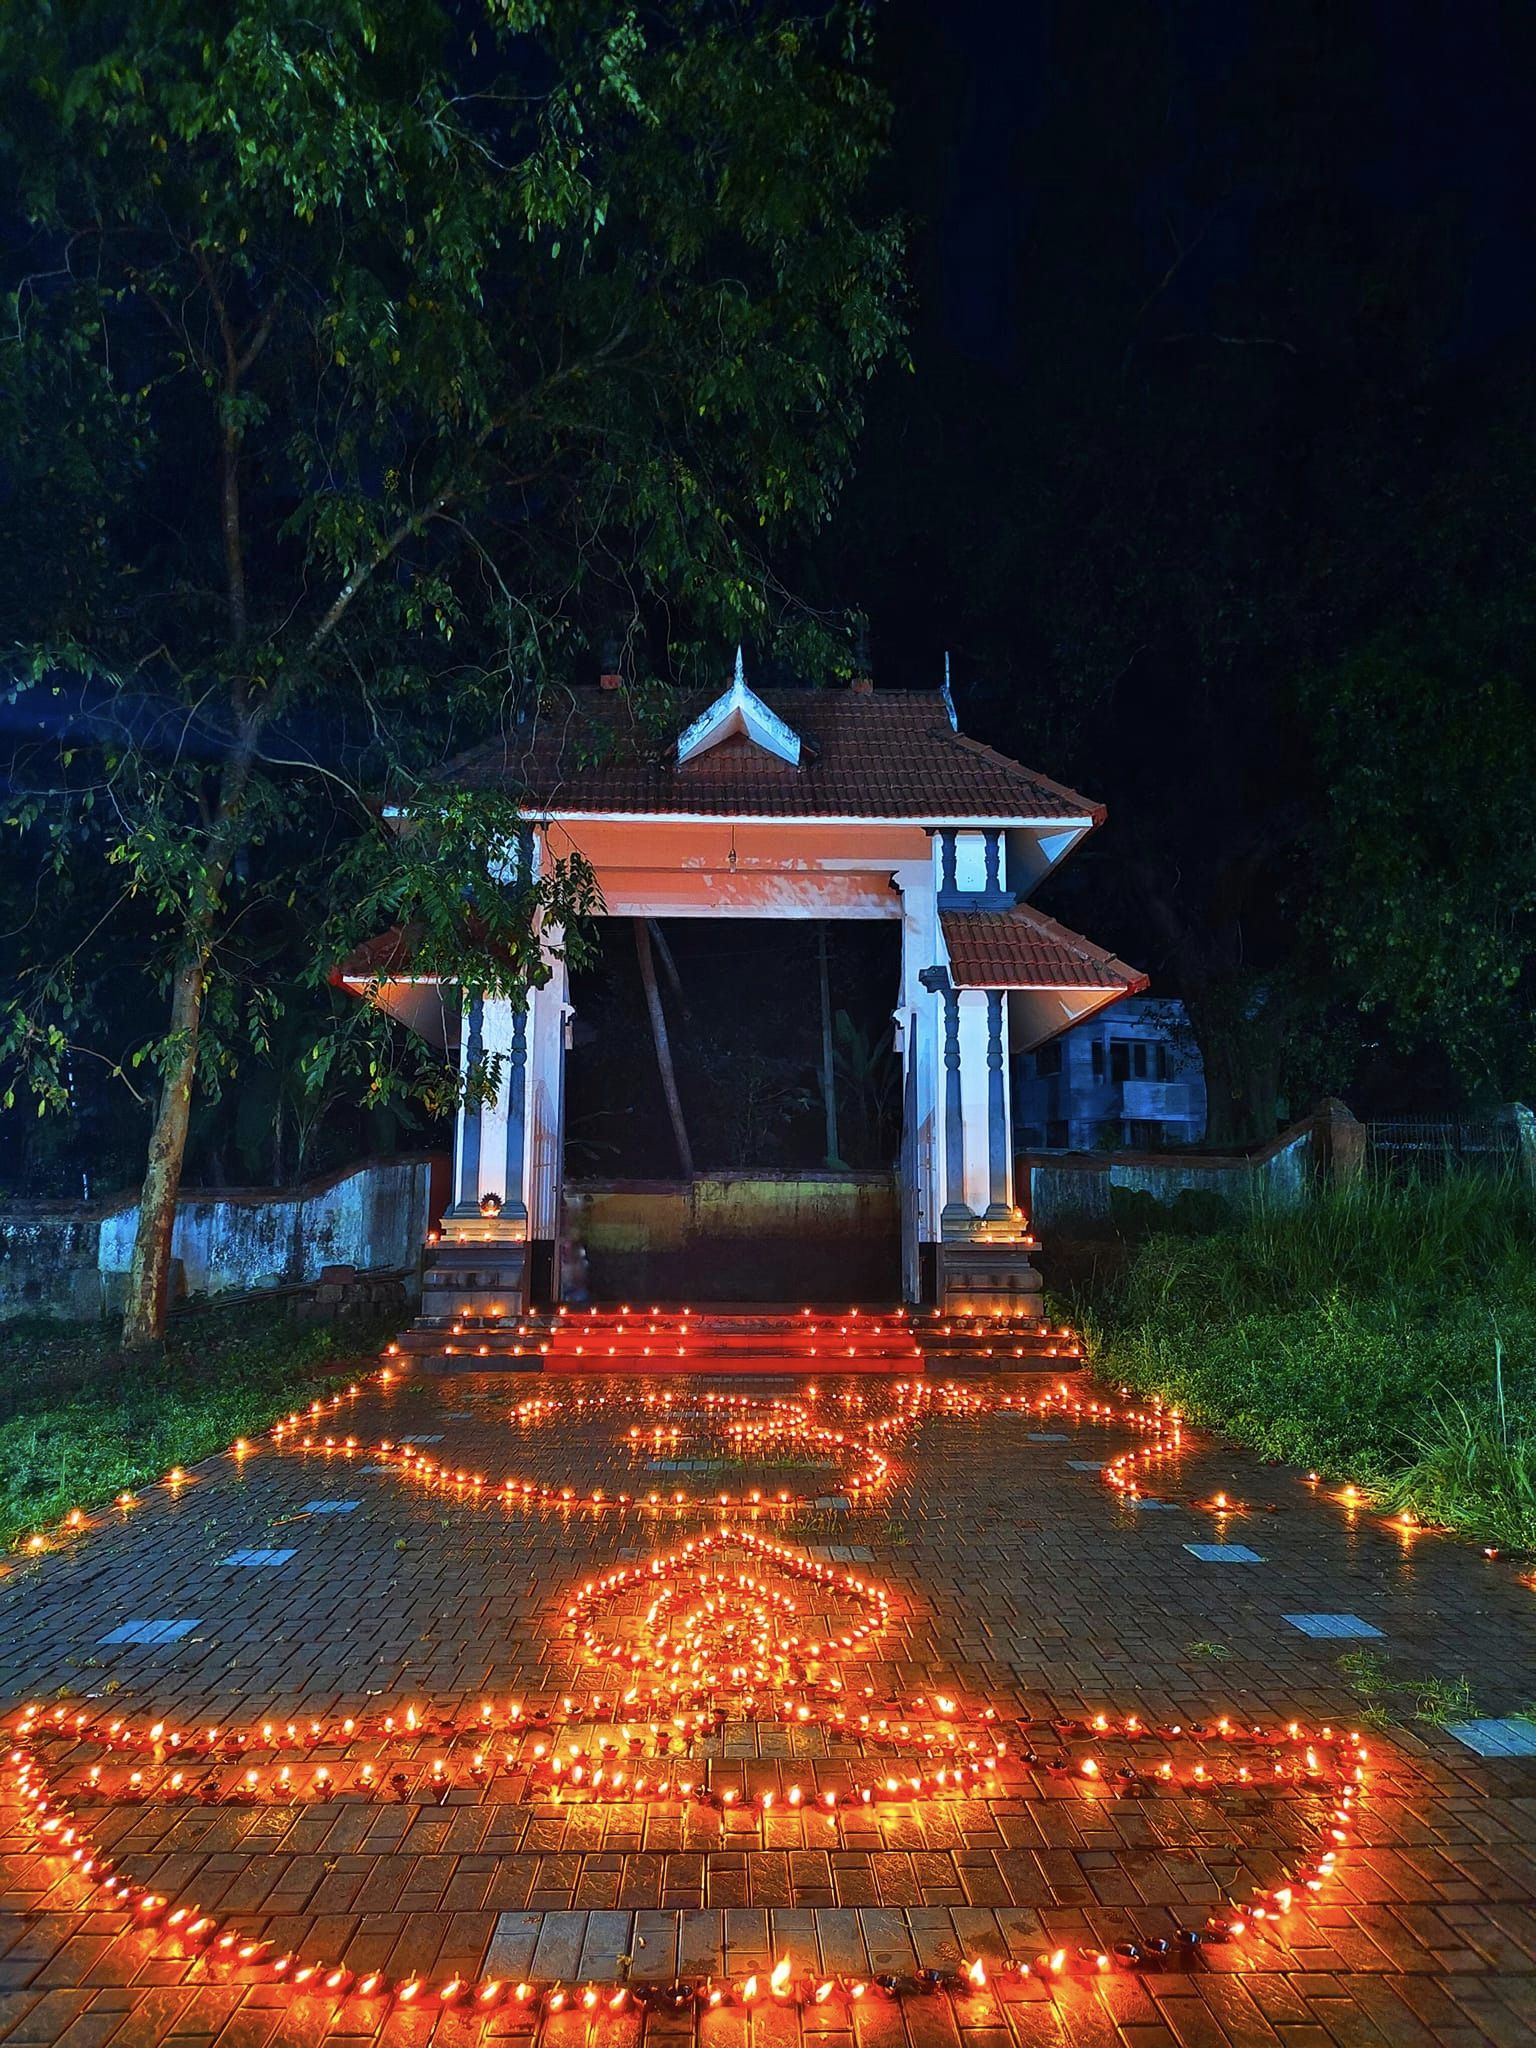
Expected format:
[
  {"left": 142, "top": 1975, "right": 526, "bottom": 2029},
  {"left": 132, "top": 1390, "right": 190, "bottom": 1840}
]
[{"left": 674, "top": 646, "right": 803, "bottom": 768}]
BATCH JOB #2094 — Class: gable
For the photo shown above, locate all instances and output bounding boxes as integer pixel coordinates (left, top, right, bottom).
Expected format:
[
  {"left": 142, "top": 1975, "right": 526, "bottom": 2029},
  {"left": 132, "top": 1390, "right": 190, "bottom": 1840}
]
[{"left": 675, "top": 649, "right": 803, "bottom": 769}]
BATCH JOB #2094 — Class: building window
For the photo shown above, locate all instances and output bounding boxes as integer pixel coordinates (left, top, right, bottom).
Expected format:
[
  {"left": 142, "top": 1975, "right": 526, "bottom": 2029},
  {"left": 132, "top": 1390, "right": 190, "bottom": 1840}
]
[
  {"left": 1154, "top": 1042, "right": 1171, "bottom": 1081},
  {"left": 1132, "top": 1041, "right": 1149, "bottom": 1079},
  {"left": 1126, "top": 1120, "right": 1161, "bottom": 1149},
  {"left": 1110, "top": 1039, "right": 1131, "bottom": 1083},
  {"left": 1046, "top": 1119, "right": 1069, "bottom": 1149},
  {"left": 1035, "top": 1041, "right": 1062, "bottom": 1076},
  {"left": 1091, "top": 1039, "right": 1105, "bottom": 1081}
]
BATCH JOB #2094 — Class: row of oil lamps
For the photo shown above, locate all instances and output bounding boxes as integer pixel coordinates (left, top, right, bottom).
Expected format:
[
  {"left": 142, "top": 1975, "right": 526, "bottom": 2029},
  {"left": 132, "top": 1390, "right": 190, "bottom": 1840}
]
[
  {"left": 8, "top": 1371, "right": 1178, "bottom": 1557},
  {"left": 12, "top": 1706, "right": 1365, "bottom": 2006},
  {"left": 41, "top": 1741, "right": 1348, "bottom": 1814}
]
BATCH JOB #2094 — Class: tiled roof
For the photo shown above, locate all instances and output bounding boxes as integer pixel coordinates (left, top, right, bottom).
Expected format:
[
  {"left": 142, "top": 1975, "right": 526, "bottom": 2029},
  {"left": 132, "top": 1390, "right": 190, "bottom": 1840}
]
[
  {"left": 331, "top": 924, "right": 423, "bottom": 982},
  {"left": 444, "top": 688, "right": 1102, "bottom": 822},
  {"left": 941, "top": 904, "right": 1147, "bottom": 991}
]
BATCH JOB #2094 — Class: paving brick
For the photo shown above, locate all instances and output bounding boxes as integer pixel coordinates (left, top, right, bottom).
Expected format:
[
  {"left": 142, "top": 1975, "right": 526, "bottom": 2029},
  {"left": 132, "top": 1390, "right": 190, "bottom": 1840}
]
[{"left": 4, "top": 1365, "right": 1536, "bottom": 2048}]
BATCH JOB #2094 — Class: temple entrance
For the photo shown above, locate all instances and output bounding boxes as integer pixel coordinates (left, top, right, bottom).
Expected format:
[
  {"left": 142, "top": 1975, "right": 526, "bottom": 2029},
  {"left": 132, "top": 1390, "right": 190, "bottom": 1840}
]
[
  {"left": 346, "top": 652, "right": 1146, "bottom": 1361},
  {"left": 562, "top": 919, "right": 903, "bottom": 1303}
]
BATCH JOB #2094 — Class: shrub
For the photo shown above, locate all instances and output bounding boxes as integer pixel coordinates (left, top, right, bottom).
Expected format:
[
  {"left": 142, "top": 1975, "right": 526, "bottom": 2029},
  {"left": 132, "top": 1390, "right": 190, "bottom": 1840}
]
[{"left": 1081, "top": 1171, "right": 1536, "bottom": 1549}]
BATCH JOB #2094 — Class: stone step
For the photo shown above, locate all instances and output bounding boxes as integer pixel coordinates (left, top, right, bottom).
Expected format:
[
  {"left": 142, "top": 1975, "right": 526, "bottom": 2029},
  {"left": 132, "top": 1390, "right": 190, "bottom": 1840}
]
[{"left": 391, "top": 1296, "right": 1081, "bottom": 1373}]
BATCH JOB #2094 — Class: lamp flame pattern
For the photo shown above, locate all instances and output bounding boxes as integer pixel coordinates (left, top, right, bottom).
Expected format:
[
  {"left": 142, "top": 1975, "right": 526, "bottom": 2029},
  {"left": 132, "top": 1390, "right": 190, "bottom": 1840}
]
[{"left": 6, "top": 1367, "right": 1376, "bottom": 2015}]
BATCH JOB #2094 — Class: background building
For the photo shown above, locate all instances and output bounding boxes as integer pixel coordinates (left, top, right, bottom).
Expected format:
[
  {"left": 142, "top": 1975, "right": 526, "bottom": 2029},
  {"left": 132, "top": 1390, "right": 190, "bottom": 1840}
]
[{"left": 1013, "top": 997, "right": 1207, "bottom": 1151}]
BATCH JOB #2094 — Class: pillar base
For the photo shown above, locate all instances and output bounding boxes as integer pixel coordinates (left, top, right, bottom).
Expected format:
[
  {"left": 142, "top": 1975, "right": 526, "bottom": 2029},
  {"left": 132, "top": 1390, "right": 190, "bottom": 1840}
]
[
  {"left": 442, "top": 1205, "right": 528, "bottom": 1248},
  {"left": 419, "top": 1240, "right": 529, "bottom": 1320},
  {"left": 938, "top": 1238, "right": 1044, "bottom": 1317},
  {"left": 940, "top": 1203, "right": 983, "bottom": 1239}
]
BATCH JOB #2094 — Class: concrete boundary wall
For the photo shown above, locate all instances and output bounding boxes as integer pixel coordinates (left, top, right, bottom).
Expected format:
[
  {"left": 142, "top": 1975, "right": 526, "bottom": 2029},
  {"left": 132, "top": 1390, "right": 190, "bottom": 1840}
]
[
  {"left": 1016, "top": 1104, "right": 1350, "bottom": 1233},
  {"left": 1, "top": 1156, "right": 447, "bottom": 1321},
  {"left": 1019, "top": 1097, "right": 1536, "bottom": 1233}
]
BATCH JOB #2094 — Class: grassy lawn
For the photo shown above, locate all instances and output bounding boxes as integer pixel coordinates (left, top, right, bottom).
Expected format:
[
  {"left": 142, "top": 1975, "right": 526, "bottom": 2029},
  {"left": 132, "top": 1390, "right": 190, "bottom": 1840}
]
[
  {"left": 1077, "top": 1172, "right": 1536, "bottom": 1552},
  {"left": 0, "top": 1303, "right": 397, "bottom": 1552}
]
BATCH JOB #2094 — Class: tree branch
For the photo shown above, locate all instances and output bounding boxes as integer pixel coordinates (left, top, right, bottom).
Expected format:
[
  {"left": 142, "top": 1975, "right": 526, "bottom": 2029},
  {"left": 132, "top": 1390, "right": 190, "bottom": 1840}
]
[{"left": 304, "top": 486, "right": 460, "bottom": 659}]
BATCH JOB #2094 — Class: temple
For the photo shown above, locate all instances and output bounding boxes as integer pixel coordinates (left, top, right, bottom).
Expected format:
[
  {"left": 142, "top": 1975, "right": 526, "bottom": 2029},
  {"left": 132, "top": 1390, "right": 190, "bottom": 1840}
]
[{"left": 341, "top": 655, "right": 1144, "bottom": 1342}]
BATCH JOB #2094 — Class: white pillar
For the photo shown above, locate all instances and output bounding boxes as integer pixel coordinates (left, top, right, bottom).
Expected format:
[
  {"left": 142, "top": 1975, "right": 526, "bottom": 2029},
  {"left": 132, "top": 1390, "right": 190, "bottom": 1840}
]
[
  {"left": 525, "top": 946, "right": 570, "bottom": 1271},
  {"left": 992, "top": 992, "right": 1017, "bottom": 1218},
  {"left": 446, "top": 990, "right": 486, "bottom": 1221},
  {"left": 480, "top": 992, "right": 530, "bottom": 1228},
  {"left": 957, "top": 988, "right": 991, "bottom": 1218},
  {"left": 894, "top": 859, "right": 944, "bottom": 1251}
]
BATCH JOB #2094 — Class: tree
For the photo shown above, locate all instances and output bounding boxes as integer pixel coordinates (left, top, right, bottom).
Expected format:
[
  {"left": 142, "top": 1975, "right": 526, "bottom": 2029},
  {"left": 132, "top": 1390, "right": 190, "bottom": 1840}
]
[
  {"left": 1308, "top": 617, "right": 1536, "bottom": 1104},
  {"left": 0, "top": 0, "right": 903, "bottom": 1339}
]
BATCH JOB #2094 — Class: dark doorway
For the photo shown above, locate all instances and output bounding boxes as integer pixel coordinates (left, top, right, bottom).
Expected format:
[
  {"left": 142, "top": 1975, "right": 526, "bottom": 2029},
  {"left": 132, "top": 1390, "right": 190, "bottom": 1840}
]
[{"left": 563, "top": 919, "right": 903, "bottom": 1301}]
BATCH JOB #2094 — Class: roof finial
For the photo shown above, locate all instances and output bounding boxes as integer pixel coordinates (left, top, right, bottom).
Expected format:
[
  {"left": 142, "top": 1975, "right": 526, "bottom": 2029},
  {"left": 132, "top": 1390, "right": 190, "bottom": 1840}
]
[
  {"left": 941, "top": 651, "right": 958, "bottom": 732},
  {"left": 733, "top": 643, "right": 746, "bottom": 692}
]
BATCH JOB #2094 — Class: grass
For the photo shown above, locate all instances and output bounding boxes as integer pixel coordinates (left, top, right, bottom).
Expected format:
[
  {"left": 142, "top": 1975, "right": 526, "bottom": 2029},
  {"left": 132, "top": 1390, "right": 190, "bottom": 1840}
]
[
  {"left": 1335, "top": 1647, "right": 1478, "bottom": 1729},
  {"left": 1077, "top": 1170, "right": 1536, "bottom": 1552},
  {"left": 0, "top": 1303, "right": 397, "bottom": 1552}
]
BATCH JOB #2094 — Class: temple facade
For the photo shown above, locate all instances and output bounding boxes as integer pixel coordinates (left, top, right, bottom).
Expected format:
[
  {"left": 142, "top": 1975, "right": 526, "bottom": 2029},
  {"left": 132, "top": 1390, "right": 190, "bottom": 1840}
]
[{"left": 342, "top": 656, "right": 1144, "bottom": 1316}]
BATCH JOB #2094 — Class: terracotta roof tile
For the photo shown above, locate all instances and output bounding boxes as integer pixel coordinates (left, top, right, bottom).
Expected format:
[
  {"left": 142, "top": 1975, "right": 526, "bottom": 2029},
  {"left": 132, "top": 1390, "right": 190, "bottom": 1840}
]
[
  {"left": 444, "top": 688, "right": 1102, "bottom": 822},
  {"left": 941, "top": 904, "right": 1147, "bottom": 991}
]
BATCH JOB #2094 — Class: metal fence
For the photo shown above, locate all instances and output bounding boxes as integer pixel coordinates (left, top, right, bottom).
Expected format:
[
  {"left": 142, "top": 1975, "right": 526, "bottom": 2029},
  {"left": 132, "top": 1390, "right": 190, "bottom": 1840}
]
[{"left": 1365, "top": 1116, "right": 1520, "bottom": 1181}]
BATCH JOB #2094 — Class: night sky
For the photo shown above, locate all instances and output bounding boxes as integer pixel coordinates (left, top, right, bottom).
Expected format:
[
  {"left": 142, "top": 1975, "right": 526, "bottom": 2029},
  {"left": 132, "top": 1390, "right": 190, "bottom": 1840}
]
[
  {"left": 804, "top": 0, "right": 1536, "bottom": 1120},
  {"left": 921, "top": 0, "right": 1536, "bottom": 369}
]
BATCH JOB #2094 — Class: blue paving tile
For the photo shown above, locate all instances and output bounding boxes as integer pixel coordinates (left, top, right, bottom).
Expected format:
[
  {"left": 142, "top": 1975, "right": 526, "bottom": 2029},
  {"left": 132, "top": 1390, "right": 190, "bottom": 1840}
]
[
  {"left": 221, "top": 1548, "right": 296, "bottom": 1568},
  {"left": 99, "top": 1618, "right": 202, "bottom": 1646},
  {"left": 1444, "top": 1718, "right": 1536, "bottom": 1757},
  {"left": 303, "top": 1499, "right": 360, "bottom": 1514},
  {"left": 398, "top": 1434, "right": 444, "bottom": 1444},
  {"left": 1067, "top": 1459, "right": 1105, "bottom": 1472},
  {"left": 1131, "top": 1498, "right": 1179, "bottom": 1511},
  {"left": 1027, "top": 1432, "right": 1069, "bottom": 1443},
  {"left": 1183, "top": 1543, "right": 1266, "bottom": 1563},
  {"left": 1284, "top": 1612, "right": 1383, "bottom": 1639}
]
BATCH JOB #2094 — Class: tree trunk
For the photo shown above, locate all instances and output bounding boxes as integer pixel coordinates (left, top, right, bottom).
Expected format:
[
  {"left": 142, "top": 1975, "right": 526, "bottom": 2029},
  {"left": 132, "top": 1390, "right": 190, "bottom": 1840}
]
[
  {"left": 817, "top": 924, "right": 845, "bottom": 1169},
  {"left": 1182, "top": 980, "right": 1282, "bottom": 1149},
  {"left": 648, "top": 920, "right": 690, "bottom": 1017},
  {"left": 635, "top": 918, "right": 693, "bottom": 1176},
  {"left": 121, "top": 952, "right": 207, "bottom": 1347},
  {"left": 120, "top": 728, "right": 258, "bottom": 1347}
]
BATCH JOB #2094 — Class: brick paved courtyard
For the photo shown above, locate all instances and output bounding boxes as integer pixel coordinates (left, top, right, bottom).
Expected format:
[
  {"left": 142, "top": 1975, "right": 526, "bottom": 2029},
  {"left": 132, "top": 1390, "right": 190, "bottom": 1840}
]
[{"left": 3, "top": 1362, "right": 1536, "bottom": 2048}]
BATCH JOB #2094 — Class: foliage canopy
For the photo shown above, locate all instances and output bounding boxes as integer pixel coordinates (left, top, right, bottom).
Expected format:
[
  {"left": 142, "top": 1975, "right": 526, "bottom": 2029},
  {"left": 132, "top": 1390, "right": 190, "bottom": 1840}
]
[{"left": 0, "top": 0, "right": 903, "bottom": 1327}]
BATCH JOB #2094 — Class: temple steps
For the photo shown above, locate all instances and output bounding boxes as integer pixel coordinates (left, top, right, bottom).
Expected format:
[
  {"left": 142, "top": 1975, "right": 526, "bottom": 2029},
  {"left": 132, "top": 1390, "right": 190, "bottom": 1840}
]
[{"left": 391, "top": 1304, "right": 1081, "bottom": 1373}]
